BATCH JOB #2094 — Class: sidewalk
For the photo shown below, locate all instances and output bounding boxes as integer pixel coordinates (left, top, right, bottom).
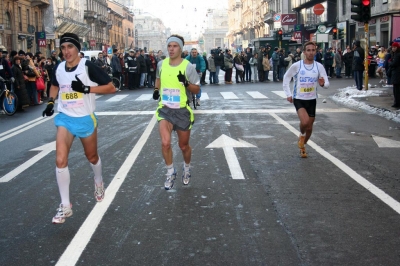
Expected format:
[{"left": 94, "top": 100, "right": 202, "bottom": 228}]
[{"left": 330, "top": 83, "right": 400, "bottom": 123}]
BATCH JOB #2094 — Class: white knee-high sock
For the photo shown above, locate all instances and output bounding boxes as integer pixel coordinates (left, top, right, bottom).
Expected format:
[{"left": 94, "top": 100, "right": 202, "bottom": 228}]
[
  {"left": 56, "top": 166, "right": 70, "bottom": 206},
  {"left": 91, "top": 156, "right": 103, "bottom": 186}
]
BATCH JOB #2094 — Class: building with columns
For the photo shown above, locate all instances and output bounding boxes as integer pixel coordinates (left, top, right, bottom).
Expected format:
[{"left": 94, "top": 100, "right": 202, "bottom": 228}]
[
  {"left": 202, "top": 8, "right": 229, "bottom": 54},
  {"left": 133, "top": 10, "right": 168, "bottom": 53}
]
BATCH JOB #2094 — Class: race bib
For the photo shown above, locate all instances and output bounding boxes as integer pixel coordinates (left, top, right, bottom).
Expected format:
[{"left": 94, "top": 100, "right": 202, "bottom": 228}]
[
  {"left": 298, "top": 86, "right": 316, "bottom": 98},
  {"left": 59, "top": 84, "right": 84, "bottom": 108},
  {"left": 162, "top": 88, "right": 180, "bottom": 109}
]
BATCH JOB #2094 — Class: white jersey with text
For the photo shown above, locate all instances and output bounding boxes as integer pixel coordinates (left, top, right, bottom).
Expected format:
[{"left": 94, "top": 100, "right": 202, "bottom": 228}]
[{"left": 283, "top": 60, "right": 329, "bottom": 100}]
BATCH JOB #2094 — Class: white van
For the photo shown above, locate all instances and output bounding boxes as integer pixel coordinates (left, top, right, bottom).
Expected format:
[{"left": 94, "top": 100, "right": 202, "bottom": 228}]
[{"left": 82, "top": 50, "right": 103, "bottom": 61}]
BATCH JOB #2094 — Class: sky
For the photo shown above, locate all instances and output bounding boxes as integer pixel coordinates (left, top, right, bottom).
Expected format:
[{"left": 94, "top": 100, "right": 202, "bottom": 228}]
[{"left": 133, "top": 0, "right": 228, "bottom": 39}]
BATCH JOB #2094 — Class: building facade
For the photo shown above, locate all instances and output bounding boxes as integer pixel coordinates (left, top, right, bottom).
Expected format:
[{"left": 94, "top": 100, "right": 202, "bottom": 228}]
[
  {"left": 0, "top": 0, "right": 49, "bottom": 53},
  {"left": 133, "top": 10, "right": 168, "bottom": 53},
  {"left": 202, "top": 8, "right": 229, "bottom": 54}
]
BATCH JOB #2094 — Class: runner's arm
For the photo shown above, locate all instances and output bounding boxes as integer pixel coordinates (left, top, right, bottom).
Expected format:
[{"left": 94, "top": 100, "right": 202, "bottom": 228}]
[{"left": 282, "top": 62, "right": 300, "bottom": 97}]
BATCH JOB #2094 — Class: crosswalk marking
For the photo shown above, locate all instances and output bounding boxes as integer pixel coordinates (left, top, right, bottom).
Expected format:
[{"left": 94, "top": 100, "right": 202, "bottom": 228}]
[
  {"left": 106, "top": 95, "right": 129, "bottom": 102},
  {"left": 201, "top": 92, "right": 209, "bottom": 100},
  {"left": 135, "top": 94, "right": 152, "bottom": 101},
  {"left": 272, "top": 91, "right": 287, "bottom": 98},
  {"left": 221, "top": 92, "right": 239, "bottom": 99},
  {"left": 246, "top": 91, "right": 268, "bottom": 99},
  {"left": 97, "top": 91, "right": 325, "bottom": 102}
]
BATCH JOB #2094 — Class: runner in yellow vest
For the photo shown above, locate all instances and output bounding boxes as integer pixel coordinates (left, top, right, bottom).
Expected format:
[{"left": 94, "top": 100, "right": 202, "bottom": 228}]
[{"left": 153, "top": 34, "right": 200, "bottom": 190}]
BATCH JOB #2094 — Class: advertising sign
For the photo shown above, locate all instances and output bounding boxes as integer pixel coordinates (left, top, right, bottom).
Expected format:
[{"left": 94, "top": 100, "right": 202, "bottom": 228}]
[{"left": 281, "top": 14, "right": 297, "bottom": 25}]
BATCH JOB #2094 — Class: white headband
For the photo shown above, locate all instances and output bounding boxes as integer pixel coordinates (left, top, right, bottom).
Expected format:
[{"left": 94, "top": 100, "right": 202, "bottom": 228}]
[{"left": 167, "top": 37, "right": 183, "bottom": 50}]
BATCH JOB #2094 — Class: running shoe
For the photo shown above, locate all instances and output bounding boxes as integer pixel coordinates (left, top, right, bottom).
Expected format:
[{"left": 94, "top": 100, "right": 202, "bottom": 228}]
[
  {"left": 300, "top": 147, "right": 308, "bottom": 158},
  {"left": 164, "top": 169, "right": 177, "bottom": 190},
  {"left": 196, "top": 99, "right": 200, "bottom": 106},
  {"left": 52, "top": 204, "right": 73, "bottom": 224},
  {"left": 94, "top": 182, "right": 105, "bottom": 202},
  {"left": 182, "top": 167, "right": 191, "bottom": 185},
  {"left": 298, "top": 134, "right": 305, "bottom": 149}
]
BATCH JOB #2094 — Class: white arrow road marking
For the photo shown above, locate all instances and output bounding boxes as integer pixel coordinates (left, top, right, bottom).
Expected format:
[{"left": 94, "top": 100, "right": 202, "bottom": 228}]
[
  {"left": 372, "top": 135, "right": 400, "bottom": 148},
  {"left": 246, "top": 91, "right": 268, "bottom": 99},
  {"left": 206, "top": 134, "right": 256, "bottom": 179},
  {"left": 56, "top": 116, "right": 157, "bottom": 266},
  {"left": 270, "top": 113, "right": 400, "bottom": 215},
  {"left": 135, "top": 94, "right": 153, "bottom": 101},
  {"left": 220, "top": 92, "right": 239, "bottom": 99},
  {"left": 0, "top": 141, "right": 56, "bottom": 183},
  {"left": 105, "top": 94, "right": 128, "bottom": 102}
]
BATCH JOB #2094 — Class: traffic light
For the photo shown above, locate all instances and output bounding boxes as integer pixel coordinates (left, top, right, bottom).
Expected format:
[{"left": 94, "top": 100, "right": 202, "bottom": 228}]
[
  {"left": 351, "top": 0, "right": 371, "bottom": 23},
  {"left": 332, "top": 28, "right": 338, "bottom": 40},
  {"left": 278, "top": 30, "right": 283, "bottom": 41},
  {"left": 338, "top": 28, "right": 345, "bottom": 39},
  {"left": 27, "top": 37, "right": 33, "bottom": 49}
]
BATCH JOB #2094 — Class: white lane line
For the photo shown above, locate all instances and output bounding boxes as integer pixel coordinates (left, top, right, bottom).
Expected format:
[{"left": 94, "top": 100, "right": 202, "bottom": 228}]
[
  {"left": 220, "top": 92, "right": 239, "bottom": 99},
  {"left": 0, "top": 116, "right": 44, "bottom": 137},
  {"left": 56, "top": 115, "right": 157, "bottom": 266},
  {"left": 135, "top": 94, "right": 153, "bottom": 101},
  {"left": 201, "top": 92, "right": 209, "bottom": 100},
  {"left": 0, "top": 116, "right": 54, "bottom": 143},
  {"left": 246, "top": 91, "right": 268, "bottom": 99},
  {"left": 272, "top": 91, "right": 287, "bottom": 98},
  {"left": 270, "top": 112, "right": 400, "bottom": 215},
  {"left": 95, "top": 95, "right": 103, "bottom": 99},
  {"left": 105, "top": 95, "right": 129, "bottom": 102}
]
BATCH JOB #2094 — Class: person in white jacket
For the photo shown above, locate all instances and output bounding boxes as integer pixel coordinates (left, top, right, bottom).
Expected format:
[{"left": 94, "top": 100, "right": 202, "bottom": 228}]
[
  {"left": 249, "top": 53, "right": 258, "bottom": 82},
  {"left": 282, "top": 41, "right": 329, "bottom": 158}
]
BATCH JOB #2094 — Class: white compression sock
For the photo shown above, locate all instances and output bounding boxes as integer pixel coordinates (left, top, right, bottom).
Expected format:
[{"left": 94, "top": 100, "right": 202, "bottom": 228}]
[
  {"left": 184, "top": 163, "right": 190, "bottom": 172},
  {"left": 91, "top": 156, "right": 103, "bottom": 186},
  {"left": 166, "top": 164, "right": 175, "bottom": 175},
  {"left": 56, "top": 166, "right": 70, "bottom": 206}
]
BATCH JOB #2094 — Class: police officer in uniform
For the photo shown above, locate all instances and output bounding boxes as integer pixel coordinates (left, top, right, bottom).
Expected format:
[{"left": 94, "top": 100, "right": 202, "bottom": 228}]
[{"left": 125, "top": 49, "right": 139, "bottom": 90}]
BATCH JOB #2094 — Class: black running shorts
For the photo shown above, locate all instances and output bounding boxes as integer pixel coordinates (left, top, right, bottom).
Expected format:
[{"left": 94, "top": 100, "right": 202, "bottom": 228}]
[{"left": 293, "top": 98, "right": 317, "bottom": 117}]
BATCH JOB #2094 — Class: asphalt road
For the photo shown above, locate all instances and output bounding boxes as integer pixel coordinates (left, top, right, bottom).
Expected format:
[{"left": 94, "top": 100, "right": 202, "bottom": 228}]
[{"left": 1, "top": 75, "right": 400, "bottom": 266}]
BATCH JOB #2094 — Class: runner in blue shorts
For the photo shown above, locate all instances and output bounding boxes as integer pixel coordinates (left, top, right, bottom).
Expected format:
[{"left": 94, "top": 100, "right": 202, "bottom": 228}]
[{"left": 42, "top": 32, "right": 116, "bottom": 224}]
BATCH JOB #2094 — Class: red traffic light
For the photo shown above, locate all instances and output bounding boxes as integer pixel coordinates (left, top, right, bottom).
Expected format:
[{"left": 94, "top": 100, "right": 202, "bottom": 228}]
[
  {"left": 362, "top": 0, "right": 370, "bottom": 5},
  {"left": 278, "top": 30, "right": 283, "bottom": 35},
  {"left": 332, "top": 28, "right": 338, "bottom": 33}
]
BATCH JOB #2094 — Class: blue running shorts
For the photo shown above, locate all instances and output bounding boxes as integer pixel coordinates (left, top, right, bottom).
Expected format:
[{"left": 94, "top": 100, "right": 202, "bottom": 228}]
[{"left": 54, "top": 112, "right": 98, "bottom": 138}]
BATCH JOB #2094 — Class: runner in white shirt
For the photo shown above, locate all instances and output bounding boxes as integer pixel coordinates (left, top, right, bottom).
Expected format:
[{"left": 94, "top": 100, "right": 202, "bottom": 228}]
[
  {"left": 283, "top": 41, "right": 329, "bottom": 158},
  {"left": 42, "top": 32, "right": 116, "bottom": 224}
]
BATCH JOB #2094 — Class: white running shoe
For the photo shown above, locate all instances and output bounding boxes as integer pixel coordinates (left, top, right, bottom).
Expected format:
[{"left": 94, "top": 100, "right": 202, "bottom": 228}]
[
  {"left": 94, "top": 182, "right": 105, "bottom": 202},
  {"left": 52, "top": 204, "right": 73, "bottom": 224},
  {"left": 164, "top": 169, "right": 177, "bottom": 190},
  {"left": 182, "top": 168, "right": 191, "bottom": 185}
]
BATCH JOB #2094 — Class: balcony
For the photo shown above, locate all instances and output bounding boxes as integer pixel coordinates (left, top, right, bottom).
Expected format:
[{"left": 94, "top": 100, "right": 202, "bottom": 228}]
[{"left": 30, "top": 0, "right": 50, "bottom": 8}]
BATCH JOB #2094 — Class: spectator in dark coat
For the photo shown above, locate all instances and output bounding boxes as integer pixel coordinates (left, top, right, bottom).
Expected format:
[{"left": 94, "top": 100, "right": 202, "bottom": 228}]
[
  {"left": 213, "top": 50, "right": 224, "bottom": 84},
  {"left": 343, "top": 46, "right": 354, "bottom": 78},
  {"left": 324, "top": 48, "right": 334, "bottom": 78},
  {"left": 352, "top": 40, "right": 365, "bottom": 91},
  {"left": 389, "top": 42, "right": 400, "bottom": 108},
  {"left": 11, "top": 56, "right": 30, "bottom": 110},
  {"left": 257, "top": 46, "right": 266, "bottom": 82},
  {"left": 200, "top": 52, "right": 208, "bottom": 85}
]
